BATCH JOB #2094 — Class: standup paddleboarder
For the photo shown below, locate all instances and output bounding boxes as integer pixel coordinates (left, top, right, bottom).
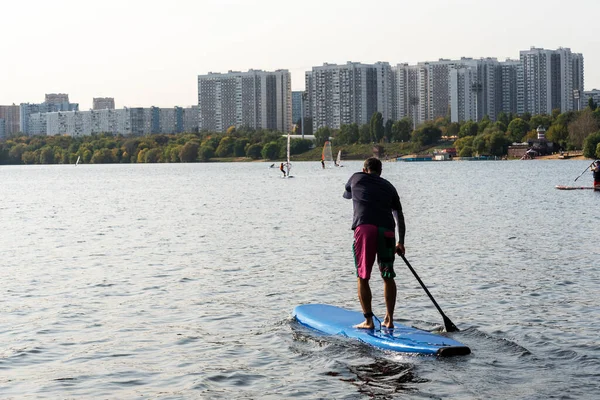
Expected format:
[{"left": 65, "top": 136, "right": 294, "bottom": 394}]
[
  {"left": 343, "top": 157, "right": 406, "bottom": 330},
  {"left": 592, "top": 160, "right": 600, "bottom": 190}
]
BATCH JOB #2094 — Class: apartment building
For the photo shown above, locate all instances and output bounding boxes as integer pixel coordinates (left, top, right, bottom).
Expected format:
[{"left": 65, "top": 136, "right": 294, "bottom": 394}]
[
  {"left": 0, "top": 104, "right": 20, "bottom": 136},
  {"left": 93, "top": 97, "right": 116, "bottom": 110},
  {"left": 26, "top": 106, "right": 198, "bottom": 137},
  {"left": 197, "top": 69, "right": 292, "bottom": 133},
  {"left": 307, "top": 62, "right": 386, "bottom": 131},
  {"left": 518, "top": 47, "right": 584, "bottom": 115}
]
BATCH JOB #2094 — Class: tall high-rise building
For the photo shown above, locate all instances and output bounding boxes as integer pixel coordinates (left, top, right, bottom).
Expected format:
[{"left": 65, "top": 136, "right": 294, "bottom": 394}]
[
  {"left": 518, "top": 47, "right": 584, "bottom": 115},
  {"left": 197, "top": 69, "right": 292, "bottom": 133},
  {"left": 292, "top": 91, "right": 303, "bottom": 125},
  {"left": 0, "top": 104, "right": 20, "bottom": 136},
  {"left": 394, "top": 63, "right": 428, "bottom": 126},
  {"left": 308, "top": 62, "right": 386, "bottom": 131},
  {"left": 499, "top": 59, "right": 520, "bottom": 116},
  {"left": 0, "top": 119, "right": 5, "bottom": 139},
  {"left": 93, "top": 97, "right": 116, "bottom": 110}
]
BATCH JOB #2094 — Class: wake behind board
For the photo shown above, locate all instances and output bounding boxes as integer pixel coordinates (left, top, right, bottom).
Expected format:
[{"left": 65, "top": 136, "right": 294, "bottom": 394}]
[
  {"left": 555, "top": 185, "right": 596, "bottom": 190},
  {"left": 294, "top": 304, "right": 470, "bottom": 357}
]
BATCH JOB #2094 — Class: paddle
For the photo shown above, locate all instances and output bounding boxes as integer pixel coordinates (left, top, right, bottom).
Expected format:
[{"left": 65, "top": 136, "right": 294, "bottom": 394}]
[
  {"left": 400, "top": 254, "right": 459, "bottom": 332},
  {"left": 574, "top": 161, "right": 595, "bottom": 182}
]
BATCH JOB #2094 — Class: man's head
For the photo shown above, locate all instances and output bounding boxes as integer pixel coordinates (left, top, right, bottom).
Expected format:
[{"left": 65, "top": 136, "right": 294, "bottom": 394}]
[{"left": 363, "top": 157, "right": 382, "bottom": 176}]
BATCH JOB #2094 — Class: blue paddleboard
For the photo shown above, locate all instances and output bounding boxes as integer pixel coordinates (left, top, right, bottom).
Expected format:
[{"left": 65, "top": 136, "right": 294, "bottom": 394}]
[{"left": 293, "top": 304, "right": 470, "bottom": 356}]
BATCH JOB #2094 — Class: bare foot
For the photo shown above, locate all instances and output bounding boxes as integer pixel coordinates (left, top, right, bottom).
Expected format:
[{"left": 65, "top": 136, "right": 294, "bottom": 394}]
[
  {"left": 383, "top": 317, "right": 394, "bottom": 329},
  {"left": 353, "top": 320, "right": 374, "bottom": 329}
]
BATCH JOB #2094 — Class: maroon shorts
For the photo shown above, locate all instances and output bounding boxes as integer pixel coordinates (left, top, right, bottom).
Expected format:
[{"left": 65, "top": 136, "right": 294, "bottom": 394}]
[{"left": 353, "top": 224, "right": 396, "bottom": 280}]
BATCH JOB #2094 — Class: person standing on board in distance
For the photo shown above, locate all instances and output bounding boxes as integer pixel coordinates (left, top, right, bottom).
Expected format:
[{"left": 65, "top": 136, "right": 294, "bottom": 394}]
[
  {"left": 279, "top": 162, "right": 286, "bottom": 177},
  {"left": 321, "top": 159, "right": 325, "bottom": 169},
  {"left": 592, "top": 160, "right": 600, "bottom": 190},
  {"left": 343, "top": 157, "right": 405, "bottom": 330}
]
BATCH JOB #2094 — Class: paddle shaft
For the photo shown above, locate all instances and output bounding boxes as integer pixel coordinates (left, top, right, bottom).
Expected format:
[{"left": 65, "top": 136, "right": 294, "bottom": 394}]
[
  {"left": 400, "top": 254, "right": 459, "bottom": 332},
  {"left": 574, "top": 161, "right": 595, "bottom": 182}
]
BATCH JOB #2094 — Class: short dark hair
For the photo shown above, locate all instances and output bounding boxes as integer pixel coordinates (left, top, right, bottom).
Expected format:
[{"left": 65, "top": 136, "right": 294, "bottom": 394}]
[{"left": 363, "top": 157, "right": 382, "bottom": 175}]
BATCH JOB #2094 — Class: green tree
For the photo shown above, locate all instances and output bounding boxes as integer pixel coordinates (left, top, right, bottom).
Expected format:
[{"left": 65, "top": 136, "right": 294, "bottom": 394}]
[
  {"left": 179, "top": 141, "right": 200, "bottom": 162},
  {"left": 39, "top": 146, "right": 55, "bottom": 164},
  {"left": 384, "top": 119, "right": 393, "bottom": 142},
  {"left": 458, "top": 121, "right": 478, "bottom": 138},
  {"left": 91, "top": 148, "right": 117, "bottom": 164},
  {"left": 246, "top": 144, "right": 262, "bottom": 159},
  {"left": 261, "top": 142, "right": 280, "bottom": 160},
  {"left": 233, "top": 138, "right": 249, "bottom": 157},
  {"left": 596, "top": 142, "right": 600, "bottom": 158},
  {"left": 446, "top": 122, "right": 460, "bottom": 138},
  {"left": 411, "top": 123, "right": 442, "bottom": 146},
  {"left": 198, "top": 145, "right": 215, "bottom": 161},
  {"left": 583, "top": 131, "right": 600, "bottom": 158},
  {"left": 506, "top": 118, "right": 530, "bottom": 142},
  {"left": 569, "top": 110, "right": 598, "bottom": 149},
  {"left": 478, "top": 116, "right": 491, "bottom": 133},
  {"left": 546, "top": 124, "right": 569, "bottom": 149},
  {"left": 358, "top": 124, "right": 371, "bottom": 144},
  {"left": 144, "top": 148, "right": 162, "bottom": 163},
  {"left": 489, "top": 132, "right": 511, "bottom": 156},
  {"left": 454, "top": 136, "right": 474, "bottom": 154},
  {"left": 392, "top": 118, "right": 412, "bottom": 142},
  {"left": 459, "top": 146, "right": 474, "bottom": 157},
  {"left": 588, "top": 97, "right": 597, "bottom": 111},
  {"left": 314, "top": 127, "right": 332, "bottom": 147},
  {"left": 215, "top": 136, "right": 235, "bottom": 157},
  {"left": 336, "top": 124, "right": 359, "bottom": 145},
  {"left": 370, "top": 112, "right": 384, "bottom": 142}
]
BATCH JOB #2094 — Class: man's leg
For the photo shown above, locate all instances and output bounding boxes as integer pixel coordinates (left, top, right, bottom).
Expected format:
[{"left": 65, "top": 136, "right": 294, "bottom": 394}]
[
  {"left": 382, "top": 277, "right": 396, "bottom": 328},
  {"left": 355, "top": 277, "right": 373, "bottom": 329}
]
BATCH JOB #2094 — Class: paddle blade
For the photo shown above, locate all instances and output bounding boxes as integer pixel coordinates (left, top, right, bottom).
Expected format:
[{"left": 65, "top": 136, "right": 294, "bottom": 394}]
[{"left": 443, "top": 316, "right": 460, "bottom": 333}]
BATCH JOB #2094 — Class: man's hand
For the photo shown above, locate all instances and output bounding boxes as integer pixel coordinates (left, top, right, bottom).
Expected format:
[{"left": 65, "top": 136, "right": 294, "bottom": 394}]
[{"left": 395, "top": 243, "right": 405, "bottom": 256}]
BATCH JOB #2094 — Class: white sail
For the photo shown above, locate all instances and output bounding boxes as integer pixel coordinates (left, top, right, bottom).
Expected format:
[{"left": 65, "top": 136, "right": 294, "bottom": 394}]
[
  {"left": 285, "top": 132, "right": 292, "bottom": 177},
  {"left": 75, "top": 156, "right": 81, "bottom": 166},
  {"left": 336, "top": 150, "right": 342, "bottom": 167}
]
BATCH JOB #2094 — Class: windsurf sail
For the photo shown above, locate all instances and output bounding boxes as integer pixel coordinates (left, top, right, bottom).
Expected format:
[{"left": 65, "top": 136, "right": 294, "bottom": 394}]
[
  {"left": 75, "top": 156, "right": 81, "bottom": 166},
  {"left": 336, "top": 150, "right": 342, "bottom": 167},
  {"left": 285, "top": 132, "right": 292, "bottom": 177},
  {"left": 322, "top": 141, "right": 334, "bottom": 167}
]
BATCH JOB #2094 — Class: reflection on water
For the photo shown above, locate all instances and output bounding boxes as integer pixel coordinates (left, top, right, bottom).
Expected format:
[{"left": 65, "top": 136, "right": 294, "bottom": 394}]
[{"left": 1, "top": 161, "right": 599, "bottom": 399}]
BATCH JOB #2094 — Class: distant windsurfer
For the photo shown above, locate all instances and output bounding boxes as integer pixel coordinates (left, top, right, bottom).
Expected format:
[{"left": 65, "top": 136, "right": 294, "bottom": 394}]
[
  {"left": 321, "top": 159, "right": 325, "bottom": 169},
  {"left": 343, "top": 157, "right": 405, "bottom": 330},
  {"left": 280, "top": 162, "right": 286, "bottom": 177},
  {"left": 592, "top": 160, "right": 600, "bottom": 191}
]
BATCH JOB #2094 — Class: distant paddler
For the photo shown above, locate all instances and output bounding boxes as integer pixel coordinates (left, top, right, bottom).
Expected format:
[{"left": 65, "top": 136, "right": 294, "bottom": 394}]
[{"left": 592, "top": 160, "right": 600, "bottom": 191}]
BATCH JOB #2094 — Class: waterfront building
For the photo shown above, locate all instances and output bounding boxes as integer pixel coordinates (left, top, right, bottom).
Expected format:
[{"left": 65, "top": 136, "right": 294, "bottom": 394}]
[
  {"left": 582, "top": 89, "right": 600, "bottom": 109},
  {"left": 307, "top": 61, "right": 391, "bottom": 131},
  {"left": 93, "top": 97, "right": 115, "bottom": 110},
  {"left": 394, "top": 63, "right": 428, "bottom": 126},
  {"left": 26, "top": 106, "right": 199, "bottom": 137},
  {"left": 0, "top": 104, "right": 20, "bottom": 137},
  {"left": 197, "top": 69, "right": 292, "bottom": 133},
  {"left": 0, "top": 119, "right": 5, "bottom": 139},
  {"left": 499, "top": 59, "right": 520, "bottom": 116},
  {"left": 518, "top": 47, "right": 584, "bottom": 114},
  {"left": 20, "top": 101, "right": 79, "bottom": 134},
  {"left": 292, "top": 91, "right": 303, "bottom": 125}
]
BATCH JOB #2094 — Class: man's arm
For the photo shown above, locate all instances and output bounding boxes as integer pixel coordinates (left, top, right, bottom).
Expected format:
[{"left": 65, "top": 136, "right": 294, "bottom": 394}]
[
  {"left": 392, "top": 209, "right": 406, "bottom": 255},
  {"left": 343, "top": 178, "right": 352, "bottom": 199}
]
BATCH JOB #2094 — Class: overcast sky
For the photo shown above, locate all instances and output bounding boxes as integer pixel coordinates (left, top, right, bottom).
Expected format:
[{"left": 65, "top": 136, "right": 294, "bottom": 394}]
[{"left": 1, "top": 0, "right": 599, "bottom": 110}]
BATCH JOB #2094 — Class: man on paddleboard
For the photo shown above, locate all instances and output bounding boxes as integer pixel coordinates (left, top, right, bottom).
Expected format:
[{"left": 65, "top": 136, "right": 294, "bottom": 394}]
[{"left": 343, "top": 157, "right": 405, "bottom": 329}]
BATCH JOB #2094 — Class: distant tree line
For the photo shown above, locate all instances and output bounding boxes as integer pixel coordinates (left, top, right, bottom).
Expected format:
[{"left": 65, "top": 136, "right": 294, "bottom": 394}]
[
  {"left": 2, "top": 104, "right": 600, "bottom": 165},
  {"left": 315, "top": 104, "right": 600, "bottom": 158},
  {"left": 0, "top": 125, "right": 314, "bottom": 165}
]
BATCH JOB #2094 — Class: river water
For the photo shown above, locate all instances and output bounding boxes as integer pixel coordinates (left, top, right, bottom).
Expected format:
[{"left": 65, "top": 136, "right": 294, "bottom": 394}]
[{"left": 1, "top": 160, "right": 599, "bottom": 399}]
